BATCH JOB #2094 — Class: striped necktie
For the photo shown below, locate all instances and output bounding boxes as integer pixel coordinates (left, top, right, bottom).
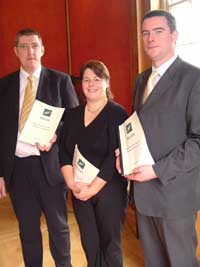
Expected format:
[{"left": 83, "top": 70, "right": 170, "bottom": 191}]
[
  {"left": 142, "top": 71, "right": 158, "bottom": 104},
  {"left": 19, "top": 75, "right": 35, "bottom": 132}
]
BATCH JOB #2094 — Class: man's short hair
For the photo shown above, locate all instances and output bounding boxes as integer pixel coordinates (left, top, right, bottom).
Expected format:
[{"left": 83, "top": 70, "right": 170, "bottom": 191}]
[
  {"left": 142, "top": 10, "right": 177, "bottom": 33},
  {"left": 15, "top": 28, "right": 43, "bottom": 46}
]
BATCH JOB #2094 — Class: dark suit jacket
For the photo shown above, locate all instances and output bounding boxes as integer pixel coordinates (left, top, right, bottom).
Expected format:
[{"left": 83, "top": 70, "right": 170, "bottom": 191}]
[
  {"left": 130, "top": 57, "right": 200, "bottom": 219},
  {"left": 0, "top": 67, "right": 79, "bottom": 191}
]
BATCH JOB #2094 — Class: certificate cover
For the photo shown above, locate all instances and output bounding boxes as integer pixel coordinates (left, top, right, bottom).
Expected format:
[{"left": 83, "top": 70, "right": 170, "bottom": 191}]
[
  {"left": 118, "top": 112, "right": 154, "bottom": 175},
  {"left": 19, "top": 100, "right": 65, "bottom": 146},
  {"left": 73, "top": 145, "right": 100, "bottom": 184}
]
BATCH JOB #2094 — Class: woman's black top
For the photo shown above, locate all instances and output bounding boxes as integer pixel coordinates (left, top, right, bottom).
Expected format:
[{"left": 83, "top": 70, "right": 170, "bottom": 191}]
[{"left": 59, "top": 100, "right": 127, "bottom": 182}]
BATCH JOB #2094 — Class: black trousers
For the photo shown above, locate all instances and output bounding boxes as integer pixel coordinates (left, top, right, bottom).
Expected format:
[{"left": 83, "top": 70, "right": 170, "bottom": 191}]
[
  {"left": 9, "top": 156, "right": 71, "bottom": 267},
  {"left": 137, "top": 210, "right": 198, "bottom": 267},
  {"left": 72, "top": 179, "right": 127, "bottom": 267}
]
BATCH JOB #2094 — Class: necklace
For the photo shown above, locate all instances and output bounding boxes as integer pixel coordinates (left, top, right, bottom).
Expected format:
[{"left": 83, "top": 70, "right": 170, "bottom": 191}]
[{"left": 86, "top": 101, "right": 107, "bottom": 114}]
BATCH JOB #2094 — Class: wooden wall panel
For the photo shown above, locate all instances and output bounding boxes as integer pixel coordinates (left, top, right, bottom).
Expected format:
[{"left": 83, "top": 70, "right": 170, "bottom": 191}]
[
  {"left": 68, "top": 0, "right": 137, "bottom": 113},
  {"left": 0, "top": 0, "right": 69, "bottom": 77},
  {"left": 0, "top": 0, "right": 138, "bottom": 113}
]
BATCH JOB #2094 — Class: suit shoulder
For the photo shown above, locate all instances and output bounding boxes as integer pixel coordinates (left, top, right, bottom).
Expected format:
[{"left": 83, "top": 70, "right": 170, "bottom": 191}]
[
  {"left": 179, "top": 59, "right": 200, "bottom": 74},
  {"left": 43, "top": 67, "right": 71, "bottom": 79},
  {"left": 0, "top": 71, "right": 19, "bottom": 96},
  {"left": 0, "top": 71, "right": 19, "bottom": 83},
  {"left": 168, "top": 59, "right": 200, "bottom": 85}
]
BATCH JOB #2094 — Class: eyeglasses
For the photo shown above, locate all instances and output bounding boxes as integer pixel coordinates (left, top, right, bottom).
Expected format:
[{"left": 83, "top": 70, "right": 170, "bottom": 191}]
[{"left": 17, "top": 43, "right": 41, "bottom": 50}]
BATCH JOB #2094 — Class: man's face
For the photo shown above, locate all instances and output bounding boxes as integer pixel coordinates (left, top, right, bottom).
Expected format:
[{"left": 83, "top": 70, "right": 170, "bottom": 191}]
[
  {"left": 142, "top": 16, "right": 178, "bottom": 67},
  {"left": 14, "top": 34, "right": 44, "bottom": 74}
]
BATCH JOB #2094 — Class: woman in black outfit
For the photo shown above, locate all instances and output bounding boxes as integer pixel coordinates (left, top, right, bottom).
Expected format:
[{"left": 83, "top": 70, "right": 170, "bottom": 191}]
[{"left": 59, "top": 60, "right": 128, "bottom": 267}]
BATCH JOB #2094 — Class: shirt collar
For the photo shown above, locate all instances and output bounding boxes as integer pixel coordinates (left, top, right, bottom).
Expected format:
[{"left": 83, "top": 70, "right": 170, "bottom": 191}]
[
  {"left": 153, "top": 55, "right": 177, "bottom": 77},
  {"left": 20, "top": 65, "right": 42, "bottom": 80}
]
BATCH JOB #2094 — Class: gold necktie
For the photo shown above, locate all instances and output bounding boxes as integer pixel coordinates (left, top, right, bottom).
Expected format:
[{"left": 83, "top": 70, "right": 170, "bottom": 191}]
[
  {"left": 19, "top": 75, "right": 35, "bottom": 132},
  {"left": 142, "top": 71, "right": 158, "bottom": 104}
]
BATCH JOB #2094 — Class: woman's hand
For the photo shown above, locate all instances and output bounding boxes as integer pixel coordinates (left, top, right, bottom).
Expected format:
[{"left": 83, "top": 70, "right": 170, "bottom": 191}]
[
  {"left": 115, "top": 148, "right": 122, "bottom": 174},
  {"left": 61, "top": 165, "right": 81, "bottom": 192},
  {"left": 73, "top": 177, "right": 106, "bottom": 201},
  {"left": 0, "top": 177, "right": 6, "bottom": 198},
  {"left": 73, "top": 184, "right": 94, "bottom": 201}
]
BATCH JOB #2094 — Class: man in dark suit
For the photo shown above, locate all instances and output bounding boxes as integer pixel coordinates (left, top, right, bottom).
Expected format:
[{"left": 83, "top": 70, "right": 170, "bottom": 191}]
[
  {"left": 0, "top": 29, "right": 79, "bottom": 267},
  {"left": 117, "top": 10, "right": 200, "bottom": 267}
]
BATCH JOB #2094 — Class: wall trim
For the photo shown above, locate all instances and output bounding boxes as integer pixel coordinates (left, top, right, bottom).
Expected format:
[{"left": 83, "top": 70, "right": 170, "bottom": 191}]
[{"left": 65, "top": 0, "right": 72, "bottom": 74}]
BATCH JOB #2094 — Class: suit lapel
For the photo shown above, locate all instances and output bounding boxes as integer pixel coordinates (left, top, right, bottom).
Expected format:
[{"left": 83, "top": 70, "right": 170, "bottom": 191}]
[
  {"left": 11, "top": 71, "right": 20, "bottom": 120},
  {"left": 36, "top": 67, "right": 63, "bottom": 108},
  {"left": 139, "top": 57, "right": 183, "bottom": 111},
  {"left": 134, "top": 68, "right": 151, "bottom": 112},
  {"left": 36, "top": 67, "right": 52, "bottom": 104}
]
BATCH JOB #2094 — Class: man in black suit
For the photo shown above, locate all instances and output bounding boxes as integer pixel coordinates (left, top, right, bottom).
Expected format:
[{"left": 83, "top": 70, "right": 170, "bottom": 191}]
[
  {"left": 117, "top": 10, "right": 200, "bottom": 267},
  {"left": 0, "top": 29, "right": 79, "bottom": 267}
]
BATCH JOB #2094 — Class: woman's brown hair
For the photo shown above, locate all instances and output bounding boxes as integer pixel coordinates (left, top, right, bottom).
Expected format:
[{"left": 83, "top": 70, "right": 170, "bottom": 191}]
[{"left": 80, "top": 60, "right": 113, "bottom": 99}]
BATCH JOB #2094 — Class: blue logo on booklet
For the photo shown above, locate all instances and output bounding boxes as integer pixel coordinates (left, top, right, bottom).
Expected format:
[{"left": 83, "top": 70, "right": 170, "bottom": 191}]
[
  {"left": 43, "top": 108, "right": 52, "bottom": 117},
  {"left": 78, "top": 159, "right": 85, "bottom": 169},
  {"left": 126, "top": 123, "right": 132, "bottom": 134}
]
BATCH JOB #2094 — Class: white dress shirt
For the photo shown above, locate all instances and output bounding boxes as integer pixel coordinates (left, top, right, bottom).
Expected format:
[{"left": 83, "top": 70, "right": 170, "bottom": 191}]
[
  {"left": 15, "top": 66, "right": 42, "bottom": 157},
  {"left": 152, "top": 55, "right": 177, "bottom": 85}
]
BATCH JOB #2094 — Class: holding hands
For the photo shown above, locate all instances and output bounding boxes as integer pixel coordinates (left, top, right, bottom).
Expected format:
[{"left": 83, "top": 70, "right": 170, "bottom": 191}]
[{"left": 72, "top": 177, "right": 106, "bottom": 201}]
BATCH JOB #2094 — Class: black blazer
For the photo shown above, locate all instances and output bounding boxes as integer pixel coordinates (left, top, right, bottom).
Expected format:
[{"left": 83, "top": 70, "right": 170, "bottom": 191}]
[
  {"left": 0, "top": 67, "right": 79, "bottom": 190},
  {"left": 130, "top": 57, "right": 200, "bottom": 219}
]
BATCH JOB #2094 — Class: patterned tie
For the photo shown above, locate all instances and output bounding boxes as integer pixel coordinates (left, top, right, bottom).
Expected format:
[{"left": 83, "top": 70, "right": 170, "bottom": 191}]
[
  {"left": 142, "top": 71, "right": 158, "bottom": 104},
  {"left": 19, "top": 75, "right": 35, "bottom": 132}
]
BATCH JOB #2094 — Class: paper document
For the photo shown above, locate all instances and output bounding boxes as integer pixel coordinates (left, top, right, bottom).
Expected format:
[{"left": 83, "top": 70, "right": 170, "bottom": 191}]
[
  {"left": 19, "top": 100, "right": 65, "bottom": 146},
  {"left": 118, "top": 111, "right": 154, "bottom": 175},
  {"left": 73, "top": 145, "right": 100, "bottom": 184}
]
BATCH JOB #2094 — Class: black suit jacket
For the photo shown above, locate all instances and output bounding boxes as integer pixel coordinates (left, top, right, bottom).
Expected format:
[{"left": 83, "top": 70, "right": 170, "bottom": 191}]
[
  {"left": 130, "top": 57, "right": 200, "bottom": 219},
  {"left": 0, "top": 67, "right": 79, "bottom": 190}
]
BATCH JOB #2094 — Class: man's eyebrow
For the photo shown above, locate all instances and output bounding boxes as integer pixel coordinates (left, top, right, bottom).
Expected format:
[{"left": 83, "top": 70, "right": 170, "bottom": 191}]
[
  {"left": 153, "top": 27, "right": 165, "bottom": 31},
  {"left": 142, "top": 27, "right": 165, "bottom": 32}
]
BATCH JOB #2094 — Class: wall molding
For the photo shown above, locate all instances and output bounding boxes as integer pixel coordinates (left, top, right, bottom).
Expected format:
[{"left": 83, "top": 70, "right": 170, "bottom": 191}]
[{"left": 65, "top": 0, "right": 72, "bottom": 74}]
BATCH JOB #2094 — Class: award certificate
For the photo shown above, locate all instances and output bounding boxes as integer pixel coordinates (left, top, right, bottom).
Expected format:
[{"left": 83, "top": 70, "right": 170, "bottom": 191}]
[
  {"left": 118, "top": 111, "right": 154, "bottom": 175},
  {"left": 19, "top": 100, "right": 65, "bottom": 146},
  {"left": 73, "top": 145, "right": 100, "bottom": 184}
]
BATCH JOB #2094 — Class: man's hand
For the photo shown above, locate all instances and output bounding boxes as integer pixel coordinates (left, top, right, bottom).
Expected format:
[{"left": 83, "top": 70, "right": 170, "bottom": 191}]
[
  {"left": 115, "top": 148, "right": 122, "bottom": 174},
  {"left": 36, "top": 134, "right": 57, "bottom": 152},
  {"left": 125, "top": 165, "right": 158, "bottom": 182},
  {"left": 0, "top": 177, "right": 6, "bottom": 198}
]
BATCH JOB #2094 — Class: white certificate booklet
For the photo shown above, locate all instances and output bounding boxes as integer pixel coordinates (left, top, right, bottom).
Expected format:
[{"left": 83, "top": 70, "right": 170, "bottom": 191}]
[
  {"left": 19, "top": 100, "right": 65, "bottom": 146},
  {"left": 118, "top": 111, "right": 154, "bottom": 175},
  {"left": 73, "top": 145, "right": 100, "bottom": 184}
]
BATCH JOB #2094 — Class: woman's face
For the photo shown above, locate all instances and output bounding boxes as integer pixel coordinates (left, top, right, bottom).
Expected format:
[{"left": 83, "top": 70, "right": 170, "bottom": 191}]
[{"left": 82, "top": 68, "right": 109, "bottom": 102}]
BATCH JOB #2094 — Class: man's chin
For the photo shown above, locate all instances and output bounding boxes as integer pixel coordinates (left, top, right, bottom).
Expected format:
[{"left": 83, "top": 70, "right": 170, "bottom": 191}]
[{"left": 23, "top": 64, "right": 38, "bottom": 73}]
